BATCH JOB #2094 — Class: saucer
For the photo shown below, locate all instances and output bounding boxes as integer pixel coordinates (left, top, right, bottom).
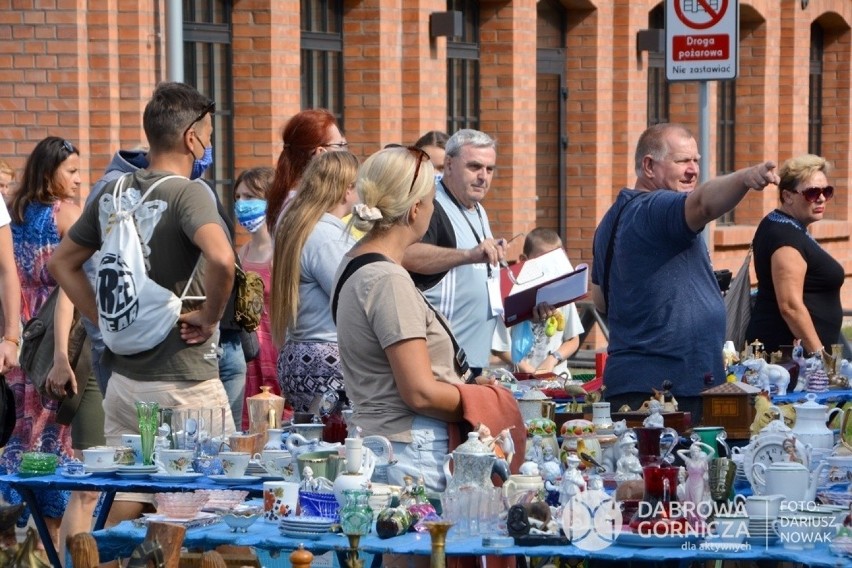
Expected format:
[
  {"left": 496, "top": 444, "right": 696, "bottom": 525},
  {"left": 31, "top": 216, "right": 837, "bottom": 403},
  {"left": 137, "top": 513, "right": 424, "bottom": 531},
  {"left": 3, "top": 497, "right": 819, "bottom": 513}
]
[
  {"left": 116, "top": 471, "right": 154, "bottom": 479},
  {"left": 208, "top": 475, "right": 261, "bottom": 485},
  {"left": 117, "top": 464, "right": 159, "bottom": 473},
  {"left": 149, "top": 472, "right": 203, "bottom": 483},
  {"left": 84, "top": 466, "right": 118, "bottom": 476},
  {"left": 61, "top": 471, "right": 93, "bottom": 479}
]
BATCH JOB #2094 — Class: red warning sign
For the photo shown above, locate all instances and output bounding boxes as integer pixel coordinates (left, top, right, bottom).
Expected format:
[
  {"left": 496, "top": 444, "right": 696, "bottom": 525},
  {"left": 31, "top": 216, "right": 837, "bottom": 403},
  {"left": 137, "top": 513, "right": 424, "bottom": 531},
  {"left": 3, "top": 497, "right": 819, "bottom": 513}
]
[
  {"left": 674, "top": 0, "right": 729, "bottom": 30},
  {"left": 666, "top": 0, "right": 738, "bottom": 81}
]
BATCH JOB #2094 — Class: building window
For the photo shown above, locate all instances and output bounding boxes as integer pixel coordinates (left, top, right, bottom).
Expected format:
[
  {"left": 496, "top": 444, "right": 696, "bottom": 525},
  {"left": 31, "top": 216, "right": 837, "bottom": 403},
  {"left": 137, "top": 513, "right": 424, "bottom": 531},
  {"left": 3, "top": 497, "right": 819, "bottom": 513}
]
[
  {"left": 301, "top": 0, "right": 344, "bottom": 130},
  {"left": 808, "top": 22, "right": 824, "bottom": 155},
  {"left": 716, "top": 80, "right": 736, "bottom": 224},
  {"left": 647, "top": 5, "right": 668, "bottom": 127},
  {"left": 447, "top": 0, "right": 480, "bottom": 133},
  {"left": 183, "top": 0, "right": 234, "bottom": 215}
]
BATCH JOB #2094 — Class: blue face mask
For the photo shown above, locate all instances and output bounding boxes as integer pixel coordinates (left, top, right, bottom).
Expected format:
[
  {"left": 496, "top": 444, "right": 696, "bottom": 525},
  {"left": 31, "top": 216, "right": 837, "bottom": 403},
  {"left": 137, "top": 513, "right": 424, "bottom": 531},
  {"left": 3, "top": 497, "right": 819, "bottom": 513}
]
[
  {"left": 235, "top": 198, "right": 267, "bottom": 233},
  {"left": 190, "top": 144, "right": 214, "bottom": 180}
]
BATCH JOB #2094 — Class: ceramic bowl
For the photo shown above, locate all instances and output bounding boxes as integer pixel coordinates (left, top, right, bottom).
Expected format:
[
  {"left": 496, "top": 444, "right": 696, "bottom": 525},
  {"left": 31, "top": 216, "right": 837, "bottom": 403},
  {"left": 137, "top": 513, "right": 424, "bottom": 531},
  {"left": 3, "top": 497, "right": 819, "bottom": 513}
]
[
  {"left": 196, "top": 489, "right": 248, "bottom": 511},
  {"left": 155, "top": 492, "right": 209, "bottom": 519},
  {"left": 221, "top": 505, "right": 263, "bottom": 533}
]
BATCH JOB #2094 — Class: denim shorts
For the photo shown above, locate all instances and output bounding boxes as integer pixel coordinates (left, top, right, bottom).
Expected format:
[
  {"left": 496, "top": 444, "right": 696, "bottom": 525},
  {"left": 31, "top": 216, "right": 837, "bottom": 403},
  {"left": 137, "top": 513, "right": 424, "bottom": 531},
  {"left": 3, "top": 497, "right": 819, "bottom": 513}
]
[{"left": 387, "top": 415, "right": 449, "bottom": 495}]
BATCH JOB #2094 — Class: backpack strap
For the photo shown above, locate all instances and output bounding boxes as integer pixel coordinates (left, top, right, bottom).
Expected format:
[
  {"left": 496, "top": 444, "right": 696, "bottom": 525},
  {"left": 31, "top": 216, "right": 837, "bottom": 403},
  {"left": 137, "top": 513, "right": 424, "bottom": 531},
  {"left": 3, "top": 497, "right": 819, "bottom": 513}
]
[
  {"left": 112, "top": 173, "right": 203, "bottom": 301},
  {"left": 601, "top": 191, "right": 646, "bottom": 307}
]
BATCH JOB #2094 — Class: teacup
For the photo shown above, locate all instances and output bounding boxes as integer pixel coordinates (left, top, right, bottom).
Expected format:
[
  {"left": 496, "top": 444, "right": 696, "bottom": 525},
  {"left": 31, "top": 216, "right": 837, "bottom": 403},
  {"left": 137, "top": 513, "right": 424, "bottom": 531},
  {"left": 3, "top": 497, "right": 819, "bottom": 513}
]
[
  {"left": 256, "top": 449, "right": 295, "bottom": 479},
  {"left": 219, "top": 451, "right": 251, "bottom": 478},
  {"left": 735, "top": 494, "right": 784, "bottom": 519},
  {"left": 113, "top": 446, "right": 136, "bottom": 466},
  {"left": 82, "top": 446, "right": 118, "bottom": 469},
  {"left": 64, "top": 462, "right": 86, "bottom": 476},
  {"left": 121, "top": 434, "right": 143, "bottom": 465},
  {"left": 152, "top": 449, "right": 195, "bottom": 475}
]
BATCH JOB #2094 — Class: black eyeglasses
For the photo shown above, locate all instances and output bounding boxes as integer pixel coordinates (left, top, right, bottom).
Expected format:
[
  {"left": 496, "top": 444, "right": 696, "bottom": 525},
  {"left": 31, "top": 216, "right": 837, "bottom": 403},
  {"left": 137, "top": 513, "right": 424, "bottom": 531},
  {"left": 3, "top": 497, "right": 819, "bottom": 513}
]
[
  {"left": 791, "top": 185, "right": 834, "bottom": 203},
  {"left": 320, "top": 142, "right": 349, "bottom": 149},
  {"left": 183, "top": 101, "right": 216, "bottom": 138},
  {"left": 406, "top": 146, "right": 430, "bottom": 194}
]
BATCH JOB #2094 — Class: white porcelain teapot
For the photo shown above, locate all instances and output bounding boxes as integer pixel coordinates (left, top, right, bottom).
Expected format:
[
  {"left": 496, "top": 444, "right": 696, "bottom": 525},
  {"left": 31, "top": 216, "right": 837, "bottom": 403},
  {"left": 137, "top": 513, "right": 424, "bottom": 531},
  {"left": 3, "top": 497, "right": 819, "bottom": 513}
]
[
  {"left": 792, "top": 393, "right": 842, "bottom": 450},
  {"left": 750, "top": 460, "right": 827, "bottom": 503}
]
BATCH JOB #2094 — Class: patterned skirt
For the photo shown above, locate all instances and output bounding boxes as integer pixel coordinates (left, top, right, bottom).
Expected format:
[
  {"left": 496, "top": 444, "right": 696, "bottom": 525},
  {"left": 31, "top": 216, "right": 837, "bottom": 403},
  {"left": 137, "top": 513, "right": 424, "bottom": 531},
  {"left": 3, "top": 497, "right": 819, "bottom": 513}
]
[{"left": 277, "top": 341, "right": 344, "bottom": 413}]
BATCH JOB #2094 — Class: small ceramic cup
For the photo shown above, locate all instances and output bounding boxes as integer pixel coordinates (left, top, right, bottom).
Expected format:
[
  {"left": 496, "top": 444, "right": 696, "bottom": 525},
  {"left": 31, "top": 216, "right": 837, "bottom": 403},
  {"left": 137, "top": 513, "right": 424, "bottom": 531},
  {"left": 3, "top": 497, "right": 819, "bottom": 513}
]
[
  {"left": 121, "top": 434, "right": 143, "bottom": 465},
  {"left": 263, "top": 481, "right": 299, "bottom": 522},
  {"left": 82, "top": 446, "right": 117, "bottom": 469},
  {"left": 152, "top": 449, "right": 195, "bottom": 475},
  {"left": 219, "top": 451, "right": 251, "bottom": 478}
]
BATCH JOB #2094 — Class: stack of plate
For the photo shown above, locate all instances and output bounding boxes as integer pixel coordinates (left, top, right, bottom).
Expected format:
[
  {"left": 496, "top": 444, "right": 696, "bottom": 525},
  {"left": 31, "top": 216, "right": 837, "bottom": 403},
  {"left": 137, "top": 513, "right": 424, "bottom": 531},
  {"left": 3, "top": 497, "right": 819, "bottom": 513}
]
[
  {"left": 278, "top": 515, "right": 335, "bottom": 540},
  {"left": 116, "top": 464, "right": 159, "bottom": 479},
  {"left": 746, "top": 517, "right": 778, "bottom": 545}
]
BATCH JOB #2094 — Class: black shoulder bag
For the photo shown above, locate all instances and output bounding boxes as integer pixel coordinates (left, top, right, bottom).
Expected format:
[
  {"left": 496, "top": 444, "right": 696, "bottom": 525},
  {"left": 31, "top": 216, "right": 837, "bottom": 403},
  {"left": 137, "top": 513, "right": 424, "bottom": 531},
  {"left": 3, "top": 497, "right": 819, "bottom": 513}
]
[{"left": 332, "top": 254, "right": 470, "bottom": 379}]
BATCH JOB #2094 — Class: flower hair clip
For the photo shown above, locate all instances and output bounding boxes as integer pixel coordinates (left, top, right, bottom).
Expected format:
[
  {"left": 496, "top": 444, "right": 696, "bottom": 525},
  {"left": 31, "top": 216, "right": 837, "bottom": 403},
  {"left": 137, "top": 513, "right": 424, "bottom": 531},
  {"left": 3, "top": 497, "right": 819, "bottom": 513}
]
[{"left": 353, "top": 203, "right": 383, "bottom": 221}]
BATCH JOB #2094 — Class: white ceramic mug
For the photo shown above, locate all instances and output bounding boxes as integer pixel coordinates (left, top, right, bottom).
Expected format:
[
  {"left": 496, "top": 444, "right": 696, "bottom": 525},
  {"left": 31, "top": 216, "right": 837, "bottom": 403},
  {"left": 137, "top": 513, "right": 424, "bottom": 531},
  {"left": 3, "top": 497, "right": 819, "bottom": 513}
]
[
  {"left": 152, "top": 449, "right": 195, "bottom": 475},
  {"left": 121, "top": 434, "right": 143, "bottom": 465},
  {"left": 82, "top": 446, "right": 117, "bottom": 469},
  {"left": 263, "top": 481, "right": 299, "bottom": 522},
  {"left": 735, "top": 494, "right": 784, "bottom": 519},
  {"left": 219, "top": 451, "right": 251, "bottom": 478}
]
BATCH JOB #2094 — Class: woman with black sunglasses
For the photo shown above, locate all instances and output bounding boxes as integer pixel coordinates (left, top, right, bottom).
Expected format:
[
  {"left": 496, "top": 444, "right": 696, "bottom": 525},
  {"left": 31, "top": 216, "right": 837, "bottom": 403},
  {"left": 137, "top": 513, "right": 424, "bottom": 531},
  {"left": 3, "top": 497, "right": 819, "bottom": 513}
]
[{"left": 745, "top": 154, "right": 844, "bottom": 359}]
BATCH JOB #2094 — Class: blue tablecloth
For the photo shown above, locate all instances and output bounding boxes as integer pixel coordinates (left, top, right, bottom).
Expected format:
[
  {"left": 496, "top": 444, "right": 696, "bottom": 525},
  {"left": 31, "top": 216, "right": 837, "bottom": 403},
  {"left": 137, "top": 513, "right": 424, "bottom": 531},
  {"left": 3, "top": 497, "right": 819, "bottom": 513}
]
[{"left": 92, "top": 517, "right": 850, "bottom": 566}]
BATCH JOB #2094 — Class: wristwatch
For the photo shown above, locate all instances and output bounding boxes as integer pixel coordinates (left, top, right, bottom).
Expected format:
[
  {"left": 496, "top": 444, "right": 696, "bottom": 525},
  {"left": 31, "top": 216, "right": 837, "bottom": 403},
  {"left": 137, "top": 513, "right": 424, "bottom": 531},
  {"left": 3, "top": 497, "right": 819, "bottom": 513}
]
[{"left": 549, "top": 350, "right": 565, "bottom": 364}]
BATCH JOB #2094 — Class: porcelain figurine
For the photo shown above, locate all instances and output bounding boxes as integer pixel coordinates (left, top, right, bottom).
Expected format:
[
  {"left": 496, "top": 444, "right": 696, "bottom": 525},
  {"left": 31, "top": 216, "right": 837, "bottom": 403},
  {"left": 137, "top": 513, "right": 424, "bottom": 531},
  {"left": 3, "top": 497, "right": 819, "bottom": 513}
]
[
  {"left": 676, "top": 441, "right": 715, "bottom": 520},
  {"left": 614, "top": 435, "right": 643, "bottom": 484},
  {"left": 526, "top": 434, "right": 545, "bottom": 466},
  {"left": 742, "top": 357, "right": 791, "bottom": 395},
  {"left": 643, "top": 399, "right": 664, "bottom": 428},
  {"left": 559, "top": 454, "right": 586, "bottom": 507}
]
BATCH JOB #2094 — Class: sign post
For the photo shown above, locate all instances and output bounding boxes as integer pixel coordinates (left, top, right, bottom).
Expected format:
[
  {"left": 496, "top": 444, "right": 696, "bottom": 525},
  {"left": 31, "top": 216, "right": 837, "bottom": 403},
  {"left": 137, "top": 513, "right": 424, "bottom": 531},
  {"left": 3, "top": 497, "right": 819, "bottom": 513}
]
[{"left": 666, "top": 0, "right": 739, "bottom": 82}]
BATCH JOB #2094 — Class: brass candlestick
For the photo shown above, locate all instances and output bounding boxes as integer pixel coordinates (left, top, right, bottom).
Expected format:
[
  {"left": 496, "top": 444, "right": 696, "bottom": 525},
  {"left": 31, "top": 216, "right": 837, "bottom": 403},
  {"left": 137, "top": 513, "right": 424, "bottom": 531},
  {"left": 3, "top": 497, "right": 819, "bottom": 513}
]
[
  {"left": 344, "top": 534, "right": 363, "bottom": 568},
  {"left": 424, "top": 521, "right": 453, "bottom": 568}
]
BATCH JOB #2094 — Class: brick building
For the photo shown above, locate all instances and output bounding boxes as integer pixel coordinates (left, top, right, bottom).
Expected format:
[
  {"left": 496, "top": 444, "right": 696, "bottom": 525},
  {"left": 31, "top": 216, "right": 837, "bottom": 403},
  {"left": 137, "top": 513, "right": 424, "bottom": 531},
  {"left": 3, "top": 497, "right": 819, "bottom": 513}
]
[{"left": 1, "top": 0, "right": 851, "bottom": 343}]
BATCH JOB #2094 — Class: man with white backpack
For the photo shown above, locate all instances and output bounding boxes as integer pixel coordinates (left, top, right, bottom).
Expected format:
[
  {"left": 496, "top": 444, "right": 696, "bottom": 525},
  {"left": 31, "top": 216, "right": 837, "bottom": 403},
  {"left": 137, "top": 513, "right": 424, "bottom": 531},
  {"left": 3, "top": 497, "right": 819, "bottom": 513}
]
[{"left": 49, "top": 82, "right": 237, "bottom": 449}]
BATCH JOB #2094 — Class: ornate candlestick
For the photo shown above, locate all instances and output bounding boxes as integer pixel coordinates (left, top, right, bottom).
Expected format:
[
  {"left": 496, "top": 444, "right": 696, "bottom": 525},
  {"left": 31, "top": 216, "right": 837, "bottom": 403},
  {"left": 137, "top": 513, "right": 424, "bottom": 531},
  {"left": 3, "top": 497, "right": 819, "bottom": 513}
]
[
  {"left": 424, "top": 521, "right": 453, "bottom": 568},
  {"left": 344, "top": 534, "right": 363, "bottom": 568}
]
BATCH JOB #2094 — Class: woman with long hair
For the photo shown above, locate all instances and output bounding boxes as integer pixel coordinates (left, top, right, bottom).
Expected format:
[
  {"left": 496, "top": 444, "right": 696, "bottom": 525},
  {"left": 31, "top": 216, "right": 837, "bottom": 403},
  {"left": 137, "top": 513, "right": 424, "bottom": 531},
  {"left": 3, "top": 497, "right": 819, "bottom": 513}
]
[
  {"left": 271, "top": 151, "right": 359, "bottom": 413},
  {"left": 267, "top": 109, "right": 347, "bottom": 231},
  {"left": 1, "top": 136, "right": 104, "bottom": 551}
]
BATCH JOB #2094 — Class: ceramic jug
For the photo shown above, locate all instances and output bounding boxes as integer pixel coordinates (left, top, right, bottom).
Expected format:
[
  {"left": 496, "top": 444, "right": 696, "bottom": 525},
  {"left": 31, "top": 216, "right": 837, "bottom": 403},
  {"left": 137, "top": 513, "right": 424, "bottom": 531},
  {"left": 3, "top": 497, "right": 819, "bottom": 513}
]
[
  {"left": 750, "top": 460, "right": 827, "bottom": 502},
  {"left": 517, "top": 390, "right": 552, "bottom": 423},
  {"left": 247, "top": 386, "right": 285, "bottom": 450},
  {"left": 285, "top": 423, "right": 326, "bottom": 457},
  {"left": 792, "top": 393, "right": 841, "bottom": 450},
  {"left": 444, "top": 432, "right": 498, "bottom": 492}
]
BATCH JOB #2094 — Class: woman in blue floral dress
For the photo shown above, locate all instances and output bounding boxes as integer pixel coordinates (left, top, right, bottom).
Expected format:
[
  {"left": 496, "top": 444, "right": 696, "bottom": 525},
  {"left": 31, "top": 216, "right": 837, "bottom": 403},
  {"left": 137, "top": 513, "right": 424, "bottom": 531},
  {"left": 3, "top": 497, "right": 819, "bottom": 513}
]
[{"left": 0, "top": 137, "right": 84, "bottom": 548}]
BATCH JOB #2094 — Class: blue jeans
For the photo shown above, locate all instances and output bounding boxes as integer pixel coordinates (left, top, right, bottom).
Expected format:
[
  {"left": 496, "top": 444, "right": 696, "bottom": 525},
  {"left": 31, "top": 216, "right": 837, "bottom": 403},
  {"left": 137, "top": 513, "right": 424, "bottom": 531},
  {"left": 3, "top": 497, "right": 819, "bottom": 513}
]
[
  {"left": 219, "top": 329, "right": 247, "bottom": 429},
  {"left": 82, "top": 317, "right": 111, "bottom": 396}
]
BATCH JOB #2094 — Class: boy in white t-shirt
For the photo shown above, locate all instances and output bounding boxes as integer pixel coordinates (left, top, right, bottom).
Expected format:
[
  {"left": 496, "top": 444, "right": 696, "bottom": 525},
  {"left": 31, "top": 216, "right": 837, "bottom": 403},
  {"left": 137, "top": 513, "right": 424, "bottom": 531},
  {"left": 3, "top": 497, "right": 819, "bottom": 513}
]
[{"left": 492, "top": 228, "right": 584, "bottom": 377}]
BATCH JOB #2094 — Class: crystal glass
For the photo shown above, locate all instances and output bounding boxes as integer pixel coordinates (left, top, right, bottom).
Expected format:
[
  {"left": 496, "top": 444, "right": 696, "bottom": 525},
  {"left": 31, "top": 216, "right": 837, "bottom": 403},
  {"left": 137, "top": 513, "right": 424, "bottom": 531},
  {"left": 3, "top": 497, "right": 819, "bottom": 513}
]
[{"left": 136, "top": 401, "right": 160, "bottom": 466}]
